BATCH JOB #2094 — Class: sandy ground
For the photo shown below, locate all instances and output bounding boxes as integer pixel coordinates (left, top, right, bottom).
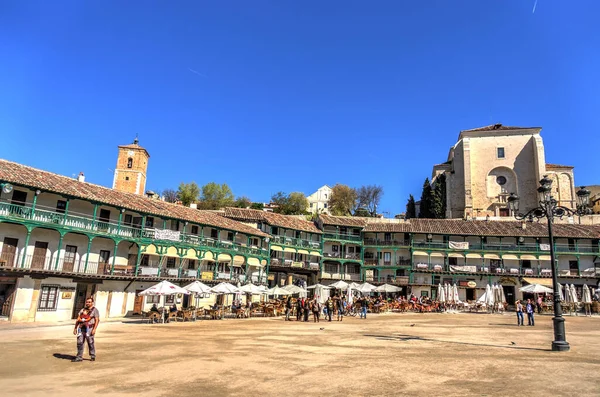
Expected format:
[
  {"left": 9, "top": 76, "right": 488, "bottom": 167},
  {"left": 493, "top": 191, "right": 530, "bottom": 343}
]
[{"left": 0, "top": 312, "right": 599, "bottom": 397}]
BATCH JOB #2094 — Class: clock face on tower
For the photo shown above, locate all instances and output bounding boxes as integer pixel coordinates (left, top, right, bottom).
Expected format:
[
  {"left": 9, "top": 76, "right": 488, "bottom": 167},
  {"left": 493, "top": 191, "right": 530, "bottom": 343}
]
[{"left": 127, "top": 150, "right": 134, "bottom": 156}]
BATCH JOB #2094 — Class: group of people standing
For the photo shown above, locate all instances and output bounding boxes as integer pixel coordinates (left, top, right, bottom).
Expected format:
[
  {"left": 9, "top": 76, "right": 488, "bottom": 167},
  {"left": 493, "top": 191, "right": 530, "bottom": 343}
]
[
  {"left": 284, "top": 294, "right": 351, "bottom": 323},
  {"left": 515, "top": 299, "right": 536, "bottom": 326}
]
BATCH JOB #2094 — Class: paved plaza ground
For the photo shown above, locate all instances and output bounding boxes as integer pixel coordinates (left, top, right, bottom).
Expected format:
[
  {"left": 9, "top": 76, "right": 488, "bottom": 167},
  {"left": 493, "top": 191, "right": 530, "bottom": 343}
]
[{"left": 0, "top": 312, "right": 599, "bottom": 396}]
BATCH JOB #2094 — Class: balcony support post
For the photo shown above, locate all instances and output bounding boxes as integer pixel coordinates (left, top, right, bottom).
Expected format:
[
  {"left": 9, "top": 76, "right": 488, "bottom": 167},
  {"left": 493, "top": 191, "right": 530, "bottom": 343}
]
[
  {"left": 91, "top": 204, "right": 98, "bottom": 231},
  {"left": 31, "top": 190, "right": 39, "bottom": 219},
  {"left": 135, "top": 246, "right": 142, "bottom": 276},
  {"left": 117, "top": 209, "right": 123, "bottom": 236},
  {"left": 83, "top": 236, "right": 92, "bottom": 273},
  {"left": 110, "top": 240, "right": 119, "bottom": 275},
  {"left": 54, "top": 233, "right": 65, "bottom": 270},
  {"left": 63, "top": 198, "right": 70, "bottom": 225},
  {"left": 20, "top": 227, "right": 32, "bottom": 268}
]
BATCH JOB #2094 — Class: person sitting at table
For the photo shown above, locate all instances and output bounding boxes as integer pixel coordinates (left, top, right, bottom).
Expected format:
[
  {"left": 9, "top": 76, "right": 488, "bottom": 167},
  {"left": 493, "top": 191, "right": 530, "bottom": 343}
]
[
  {"left": 170, "top": 304, "right": 178, "bottom": 313},
  {"left": 150, "top": 304, "right": 159, "bottom": 313}
]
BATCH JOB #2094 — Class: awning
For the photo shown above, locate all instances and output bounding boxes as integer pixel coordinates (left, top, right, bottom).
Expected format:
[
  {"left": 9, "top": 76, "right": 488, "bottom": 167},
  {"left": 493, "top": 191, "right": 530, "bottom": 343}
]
[
  {"left": 247, "top": 257, "right": 261, "bottom": 267},
  {"left": 412, "top": 251, "right": 428, "bottom": 256},
  {"left": 217, "top": 253, "right": 232, "bottom": 262},
  {"left": 184, "top": 248, "right": 198, "bottom": 260},
  {"left": 270, "top": 246, "right": 283, "bottom": 252},
  {"left": 484, "top": 253, "right": 500, "bottom": 260},
  {"left": 502, "top": 254, "right": 519, "bottom": 260},
  {"left": 143, "top": 244, "right": 159, "bottom": 256},
  {"left": 430, "top": 252, "right": 444, "bottom": 258},
  {"left": 202, "top": 252, "right": 215, "bottom": 262},
  {"left": 520, "top": 255, "right": 537, "bottom": 261},
  {"left": 539, "top": 255, "right": 551, "bottom": 261},
  {"left": 466, "top": 253, "right": 482, "bottom": 259},
  {"left": 297, "top": 249, "right": 310, "bottom": 255},
  {"left": 233, "top": 255, "right": 245, "bottom": 267},
  {"left": 283, "top": 247, "right": 296, "bottom": 253},
  {"left": 448, "top": 253, "right": 464, "bottom": 258},
  {"left": 522, "top": 277, "right": 553, "bottom": 287},
  {"left": 165, "top": 247, "right": 179, "bottom": 258},
  {"left": 310, "top": 251, "right": 322, "bottom": 257}
]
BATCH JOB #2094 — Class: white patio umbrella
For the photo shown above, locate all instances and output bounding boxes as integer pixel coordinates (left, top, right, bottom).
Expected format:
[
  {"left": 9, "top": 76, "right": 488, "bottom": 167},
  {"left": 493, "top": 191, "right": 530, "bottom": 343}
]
[
  {"left": 209, "top": 282, "right": 240, "bottom": 294},
  {"left": 283, "top": 284, "right": 306, "bottom": 295},
  {"left": 239, "top": 283, "right": 266, "bottom": 295},
  {"left": 183, "top": 281, "right": 212, "bottom": 319},
  {"left": 330, "top": 280, "right": 349, "bottom": 289},
  {"left": 557, "top": 283, "right": 565, "bottom": 302},
  {"left": 307, "top": 283, "right": 332, "bottom": 289},
  {"left": 445, "top": 284, "right": 452, "bottom": 303},
  {"left": 438, "top": 283, "right": 446, "bottom": 303},
  {"left": 564, "top": 284, "right": 572, "bottom": 304},
  {"left": 519, "top": 284, "right": 553, "bottom": 294},
  {"left": 266, "top": 286, "right": 290, "bottom": 297},
  {"left": 485, "top": 284, "right": 495, "bottom": 309},
  {"left": 348, "top": 282, "right": 362, "bottom": 289},
  {"left": 139, "top": 281, "right": 190, "bottom": 323},
  {"left": 570, "top": 284, "right": 579, "bottom": 305},
  {"left": 499, "top": 285, "right": 506, "bottom": 304},
  {"left": 355, "top": 282, "right": 377, "bottom": 295},
  {"left": 375, "top": 284, "right": 402, "bottom": 293},
  {"left": 453, "top": 284, "right": 461, "bottom": 304},
  {"left": 582, "top": 285, "right": 592, "bottom": 304}
]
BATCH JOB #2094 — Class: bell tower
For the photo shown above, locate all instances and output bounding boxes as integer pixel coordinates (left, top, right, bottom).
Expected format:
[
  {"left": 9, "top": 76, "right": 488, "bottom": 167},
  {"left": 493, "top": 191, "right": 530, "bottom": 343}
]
[{"left": 112, "top": 137, "right": 150, "bottom": 195}]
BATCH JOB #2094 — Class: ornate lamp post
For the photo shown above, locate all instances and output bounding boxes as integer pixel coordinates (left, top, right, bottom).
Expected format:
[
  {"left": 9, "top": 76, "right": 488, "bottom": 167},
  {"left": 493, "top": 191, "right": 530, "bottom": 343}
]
[{"left": 507, "top": 176, "right": 591, "bottom": 352}]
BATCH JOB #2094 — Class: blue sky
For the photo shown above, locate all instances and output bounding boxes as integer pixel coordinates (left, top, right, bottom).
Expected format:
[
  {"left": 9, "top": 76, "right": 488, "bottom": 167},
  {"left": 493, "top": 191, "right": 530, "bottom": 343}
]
[{"left": 1, "top": 1, "right": 599, "bottom": 215}]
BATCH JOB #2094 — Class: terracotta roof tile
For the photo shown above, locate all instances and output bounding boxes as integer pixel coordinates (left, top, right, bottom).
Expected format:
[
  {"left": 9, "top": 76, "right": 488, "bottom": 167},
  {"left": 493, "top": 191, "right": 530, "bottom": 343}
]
[
  {"left": 223, "top": 207, "right": 321, "bottom": 234},
  {"left": 545, "top": 163, "right": 574, "bottom": 169},
  {"left": 0, "top": 159, "right": 268, "bottom": 238},
  {"left": 318, "top": 214, "right": 369, "bottom": 227},
  {"left": 364, "top": 223, "right": 411, "bottom": 233}
]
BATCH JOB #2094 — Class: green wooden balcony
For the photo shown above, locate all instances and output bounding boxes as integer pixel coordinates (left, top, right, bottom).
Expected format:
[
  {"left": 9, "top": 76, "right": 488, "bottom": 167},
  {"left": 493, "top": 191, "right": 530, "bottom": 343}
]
[
  {"left": 270, "top": 235, "right": 321, "bottom": 250},
  {"left": 0, "top": 202, "right": 269, "bottom": 258},
  {"left": 323, "top": 232, "right": 362, "bottom": 243}
]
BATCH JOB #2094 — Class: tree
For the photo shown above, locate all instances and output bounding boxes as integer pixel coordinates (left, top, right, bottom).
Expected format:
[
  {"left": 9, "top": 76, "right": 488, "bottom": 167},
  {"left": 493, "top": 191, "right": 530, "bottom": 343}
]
[
  {"left": 271, "top": 191, "right": 309, "bottom": 215},
  {"left": 432, "top": 174, "right": 447, "bottom": 218},
  {"left": 250, "top": 202, "right": 264, "bottom": 210},
  {"left": 406, "top": 194, "right": 416, "bottom": 219},
  {"left": 356, "top": 185, "right": 384, "bottom": 216},
  {"left": 419, "top": 178, "right": 434, "bottom": 218},
  {"left": 233, "top": 196, "right": 252, "bottom": 208},
  {"left": 198, "top": 182, "right": 234, "bottom": 210},
  {"left": 329, "top": 184, "right": 358, "bottom": 216},
  {"left": 353, "top": 207, "right": 371, "bottom": 217},
  {"left": 162, "top": 189, "right": 178, "bottom": 203},
  {"left": 177, "top": 182, "right": 200, "bottom": 207}
]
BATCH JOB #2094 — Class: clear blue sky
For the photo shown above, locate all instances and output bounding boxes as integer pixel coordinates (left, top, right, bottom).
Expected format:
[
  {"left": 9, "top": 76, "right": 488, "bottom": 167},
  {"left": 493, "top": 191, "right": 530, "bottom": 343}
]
[{"left": 1, "top": 1, "right": 599, "bottom": 215}]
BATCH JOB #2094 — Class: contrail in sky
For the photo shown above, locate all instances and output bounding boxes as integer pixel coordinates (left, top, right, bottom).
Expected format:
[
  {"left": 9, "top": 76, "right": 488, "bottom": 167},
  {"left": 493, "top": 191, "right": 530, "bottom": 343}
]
[
  {"left": 532, "top": 0, "right": 538, "bottom": 14},
  {"left": 188, "top": 68, "right": 208, "bottom": 78}
]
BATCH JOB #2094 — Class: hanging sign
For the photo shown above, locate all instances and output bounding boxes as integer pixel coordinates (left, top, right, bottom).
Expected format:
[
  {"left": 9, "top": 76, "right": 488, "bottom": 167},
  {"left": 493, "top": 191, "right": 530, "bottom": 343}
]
[
  {"left": 449, "top": 241, "right": 469, "bottom": 250},
  {"left": 154, "top": 229, "right": 181, "bottom": 242}
]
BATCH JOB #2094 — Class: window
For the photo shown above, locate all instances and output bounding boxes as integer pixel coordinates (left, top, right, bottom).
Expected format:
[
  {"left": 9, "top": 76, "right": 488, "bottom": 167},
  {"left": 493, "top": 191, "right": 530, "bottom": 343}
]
[
  {"left": 384, "top": 233, "right": 392, "bottom": 241},
  {"left": 324, "top": 203, "right": 328, "bottom": 208},
  {"left": 166, "top": 257, "right": 177, "bottom": 268},
  {"left": 449, "top": 257, "right": 458, "bottom": 266},
  {"left": 497, "top": 147, "right": 505, "bottom": 159},
  {"left": 227, "top": 232, "right": 234, "bottom": 241},
  {"left": 140, "top": 255, "right": 150, "bottom": 266},
  {"left": 38, "top": 285, "right": 59, "bottom": 311},
  {"left": 271, "top": 227, "right": 278, "bottom": 235},
  {"left": 170, "top": 220, "right": 180, "bottom": 232},
  {"left": 188, "top": 260, "right": 196, "bottom": 270},
  {"left": 125, "top": 176, "right": 130, "bottom": 181},
  {"left": 146, "top": 217, "right": 154, "bottom": 228},
  {"left": 383, "top": 252, "right": 391, "bottom": 262},
  {"left": 146, "top": 295, "right": 160, "bottom": 304},
  {"left": 124, "top": 214, "right": 133, "bottom": 225},
  {"left": 496, "top": 176, "right": 507, "bottom": 186},
  {"left": 521, "top": 260, "right": 531, "bottom": 269},
  {"left": 324, "top": 194, "right": 328, "bottom": 199},
  {"left": 211, "top": 229, "right": 218, "bottom": 239},
  {"left": 127, "top": 158, "right": 133, "bottom": 168},
  {"left": 324, "top": 264, "right": 337, "bottom": 273},
  {"left": 332, "top": 245, "right": 339, "bottom": 252},
  {"left": 56, "top": 200, "right": 67, "bottom": 214},
  {"left": 310, "top": 203, "right": 313, "bottom": 208},
  {"left": 99, "top": 250, "right": 110, "bottom": 264},
  {"left": 191, "top": 225, "right": 199, "bottom": 235},
  {"left": 251, "top": 238, "right": 259, "bottom": 246},
  {"left": 165, "top": 295, "right": 175, "bottom": 304},
  {"left": 11, "top": 190, "right": 27, "bottom": 206},
  {"left": 569, "top": 260, "right": 579, "bottom": 271},
  {"left": 295, "top": 231, "right": 301, "bottom": 239},
  {"left": 99, "top": 209, "right": 111, "bottom": 223}
]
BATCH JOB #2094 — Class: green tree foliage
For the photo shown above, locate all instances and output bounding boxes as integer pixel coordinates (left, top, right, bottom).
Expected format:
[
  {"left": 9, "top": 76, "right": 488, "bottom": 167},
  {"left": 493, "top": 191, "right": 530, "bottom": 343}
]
[
  {"left": 162, "top": 189, "right": 178, "bottom": 203},
  {"left": 406, "top": 194, "right": 417, "bottom": 219},
  {"left": 329, "top": 184, "right": 358, "bottom": 216},
  {"left": 250, "top": 202, "right": 264, "bottom": 210},
  {"left": 177, "top": 182, "right": 200, "bottom": 207},
  {"left": 419, "top": 178, "right": 434, "bottom": 218},
  {"left": 353, "top": 207, "right": 371, "bottom": 217},
  {"left": 271, "top": 191, "right": 309, "bottom": 215},
  {"left": 356, "top": 185, "right": 384, "bottom": 216},
  {"left": 198, "top": 182, "right": 234, "bottom": 210},
  {"left": 431, "top": 174, "right": 447, "bottom": 218},
  {"left": 233, "top": 196, "right": 252, "bottom": 208}
]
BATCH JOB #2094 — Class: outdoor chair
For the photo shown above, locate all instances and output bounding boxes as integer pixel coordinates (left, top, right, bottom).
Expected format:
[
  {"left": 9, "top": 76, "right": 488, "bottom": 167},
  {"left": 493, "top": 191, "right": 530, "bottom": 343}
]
[
  {"left": 147, "top": 312, "right": 161, "bottom": 324},
  {"left": 167, "top": 311, "right": 178, "bottom": 322}
]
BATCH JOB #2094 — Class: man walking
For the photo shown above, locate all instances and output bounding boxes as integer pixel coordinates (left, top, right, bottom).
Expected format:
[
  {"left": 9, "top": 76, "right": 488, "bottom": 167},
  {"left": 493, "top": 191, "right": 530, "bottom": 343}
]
[
  {"left": 526, "top": 298, "right": 535, "bottom": 326},
  {"left": 73, "top": 296, "right": 100, "bottom": 362},
  {"left": 285, "top": 296, "right": 292, "bottom": 321}
]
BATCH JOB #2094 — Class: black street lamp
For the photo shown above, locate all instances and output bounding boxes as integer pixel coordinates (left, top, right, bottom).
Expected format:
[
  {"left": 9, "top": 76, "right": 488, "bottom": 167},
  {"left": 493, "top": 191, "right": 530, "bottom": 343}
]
[{"left": 507, "top": 176, "right": 591, "bottom": 352}]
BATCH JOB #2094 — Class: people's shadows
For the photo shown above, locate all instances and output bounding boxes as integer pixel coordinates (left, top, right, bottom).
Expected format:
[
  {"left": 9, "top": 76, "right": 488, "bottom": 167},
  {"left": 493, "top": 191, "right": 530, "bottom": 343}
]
[{"left": 53, "top": 353, "right": 76, "bottom": 360}]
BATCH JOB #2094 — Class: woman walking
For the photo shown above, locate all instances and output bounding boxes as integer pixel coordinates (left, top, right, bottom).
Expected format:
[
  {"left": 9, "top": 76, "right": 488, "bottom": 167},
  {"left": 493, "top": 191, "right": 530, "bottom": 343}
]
[{"left": 515, "top": 300, "right": 524, "bottom": 326}]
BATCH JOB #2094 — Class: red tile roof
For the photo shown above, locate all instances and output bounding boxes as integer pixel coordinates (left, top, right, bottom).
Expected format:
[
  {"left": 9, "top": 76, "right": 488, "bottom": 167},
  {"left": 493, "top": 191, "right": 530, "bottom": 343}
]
[
  {"left": 223, "top": 207, "right": 322, "bottom": 234},
  {"left": 0, "top": 159, "right": 268, "bottom": 238},
  {"left": 461, "top": 124, "right": 540, "bottom": 132},
  {"left": 545, "top": 163, "right": 574, "bottom": 169},
  {"left": 318, "top": 214, "right": 369, "bottom": 227},
  {"left": 364, "top": 222, "right": 412, "bottom": 233}
]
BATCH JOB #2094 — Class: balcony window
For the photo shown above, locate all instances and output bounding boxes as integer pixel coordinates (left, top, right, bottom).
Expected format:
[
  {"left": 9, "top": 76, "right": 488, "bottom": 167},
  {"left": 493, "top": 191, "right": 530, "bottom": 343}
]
[
  {"left": 166, "top": 257, "right": 177, "bottom": 268},
  {"left": 497, "top": 147, "right": 505, "bottom": 159},
  {"left": 324, "top": 264, "right": 337, "bottom": 273},
  {"left": 384, "top": 233, "right": 392, "bottom": 241},
  {"left": 227, "top": 232, "right": 234, "bottom": 241},
  {"left": 332, "top": 245, "right": 339, "bottom": 252},
  {"left": 383, "top": 252, "right": 391, "bottom": 262},
  {"left": 569, "top": 260, "right": 579, "bottom": 272},
  {"left": 191, "top": 225, "right": 199, "bottom": 235},
  {"left": 188, "top": 260, "right": 196, "bottom": 270},
  {"left": 271, "top": 227, "right": 279, "bottom": 235},
  {"left": 56, "top": 200, "right": 67, "bottom": 214},
  {"left": 11, "top": 190, "right": 27, "bottom": 206},
  {"left": 211, "top": 229, "right": 218, "bottom": 239},
  {"left": 449, "top": 257, "right": 458, "bottom": 266},
  {"left": 146, "top": 217, "right": 154, "bottom": 228},
  {"left": 124, "top": 214, "right": 133, "bottom": 225},
  {"left": 170, "top": 220, "right": 180, "bottom": 232},
  {"left": 521, "top": 260, "right": 531, "bottom": 269}
]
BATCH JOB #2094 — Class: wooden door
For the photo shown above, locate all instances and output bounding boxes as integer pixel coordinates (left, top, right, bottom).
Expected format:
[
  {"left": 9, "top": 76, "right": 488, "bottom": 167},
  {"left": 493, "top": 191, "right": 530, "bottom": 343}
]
[
  {"left": 1, "top": 238, "right": 18, "bottom": 267},
  {"left": 98, "top": 209, "right": 111, "bottom": 231},
  {"left": 31, "top": 242, "right": 48, "bottom": 269},
  {"left": 63, "top": 245, "right": 77, "bottom": 272},
  {"left": 11, "top": 190, "right": 27, "bottom": 206},
  {"left": 1, "top": 283, "right": 16, "bottom": 317},
  {"left": 499, "top": 208, "right": 510, "bottom": 217},
  {"left": 72, "top": 283, "right": 88, "bottom": 319},
  {"left": 133, "top": 290, "right": 144, "bottom": 314}
]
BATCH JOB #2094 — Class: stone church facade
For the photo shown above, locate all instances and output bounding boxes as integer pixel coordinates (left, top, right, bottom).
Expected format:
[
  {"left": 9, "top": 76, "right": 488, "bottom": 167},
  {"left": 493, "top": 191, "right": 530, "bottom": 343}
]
[{"left": 432, "top": 124, "right": 576, "bottom": 219}]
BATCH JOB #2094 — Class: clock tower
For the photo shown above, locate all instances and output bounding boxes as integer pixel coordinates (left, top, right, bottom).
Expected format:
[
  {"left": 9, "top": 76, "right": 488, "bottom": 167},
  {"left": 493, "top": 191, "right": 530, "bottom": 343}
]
[{"left": 112, "top": 137, "right": 150, "bottom": 195}]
